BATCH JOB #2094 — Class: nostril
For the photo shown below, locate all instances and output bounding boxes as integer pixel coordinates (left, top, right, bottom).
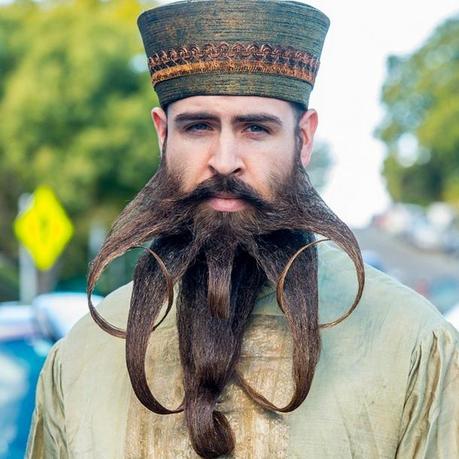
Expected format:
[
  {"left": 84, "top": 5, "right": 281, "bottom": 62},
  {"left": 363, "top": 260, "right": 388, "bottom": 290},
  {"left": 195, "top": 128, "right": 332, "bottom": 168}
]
[
  {"left": 208, "top": 162, "right": 242, "bottom": 176},
  {"left": 209, "top": 166, "right": 242, "bottom": 178}
]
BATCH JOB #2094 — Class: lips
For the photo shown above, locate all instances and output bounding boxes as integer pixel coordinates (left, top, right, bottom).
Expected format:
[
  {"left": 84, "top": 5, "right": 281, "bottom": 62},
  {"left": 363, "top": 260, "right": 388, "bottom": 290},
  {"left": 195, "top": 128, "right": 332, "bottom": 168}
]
[{"left": 207, "top": 193, "right": 247, "bottom": 212}]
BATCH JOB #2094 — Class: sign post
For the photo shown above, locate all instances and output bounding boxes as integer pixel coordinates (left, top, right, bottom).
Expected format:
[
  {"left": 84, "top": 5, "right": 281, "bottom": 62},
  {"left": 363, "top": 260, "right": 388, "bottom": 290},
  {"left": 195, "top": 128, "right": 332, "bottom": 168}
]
[{"left": 17, "top": 194, "right": 37, "bottom": 304}]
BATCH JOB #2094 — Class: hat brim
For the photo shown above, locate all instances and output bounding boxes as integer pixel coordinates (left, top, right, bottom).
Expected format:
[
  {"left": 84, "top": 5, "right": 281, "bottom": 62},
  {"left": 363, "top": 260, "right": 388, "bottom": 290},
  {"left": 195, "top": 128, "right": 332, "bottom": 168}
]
[{"left": 155, "top": 72, "right": 312, "bottom": 110}]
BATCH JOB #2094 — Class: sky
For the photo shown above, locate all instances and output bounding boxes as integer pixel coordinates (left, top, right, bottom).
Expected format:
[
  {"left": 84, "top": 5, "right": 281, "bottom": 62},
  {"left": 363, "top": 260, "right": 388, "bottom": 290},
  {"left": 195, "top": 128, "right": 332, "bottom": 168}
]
[{"left": 157, "top": 0, "right": 458, "bottom": 227}]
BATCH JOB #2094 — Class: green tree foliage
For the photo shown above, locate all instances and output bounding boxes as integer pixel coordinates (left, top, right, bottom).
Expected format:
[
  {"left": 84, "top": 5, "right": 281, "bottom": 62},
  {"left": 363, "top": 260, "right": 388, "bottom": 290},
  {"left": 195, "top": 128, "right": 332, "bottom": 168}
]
[
  {"left": 376, "top": 15, "right": 459, "bottom": 208},
  {"left": 0, "top": 0, "right": 159, "bottom": 296}
]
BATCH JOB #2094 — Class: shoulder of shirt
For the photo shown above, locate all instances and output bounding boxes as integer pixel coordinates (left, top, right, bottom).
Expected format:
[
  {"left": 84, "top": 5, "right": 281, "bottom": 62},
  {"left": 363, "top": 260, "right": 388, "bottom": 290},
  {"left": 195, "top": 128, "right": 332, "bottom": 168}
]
[
  {"left": 256, "top": 242, "right": 458, "bottom": 345},
  {"left": 324, "top": 243, "right": 459, "bottom": 345},
  {"left": 72, "top": 280, "right": 133, "bottom": 337},
  {"left": 57, "top": 282, "right": 133, "bottom": 370},
  {"left": 357, "top": 256, "right": 449, "bottom": 329}
]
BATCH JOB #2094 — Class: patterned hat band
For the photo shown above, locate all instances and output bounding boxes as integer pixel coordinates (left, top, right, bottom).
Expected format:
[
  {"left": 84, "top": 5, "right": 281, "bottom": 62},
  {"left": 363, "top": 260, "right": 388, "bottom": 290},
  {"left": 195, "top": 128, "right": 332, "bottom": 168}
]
[{"left": 148, "top": 42, "right": 321, "bottom": 88}]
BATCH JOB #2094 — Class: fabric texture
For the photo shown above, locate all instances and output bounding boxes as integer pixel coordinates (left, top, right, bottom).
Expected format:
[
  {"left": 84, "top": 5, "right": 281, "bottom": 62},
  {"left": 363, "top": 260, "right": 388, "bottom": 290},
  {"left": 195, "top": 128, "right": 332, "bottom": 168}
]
[
  {"left": 26, "top": 243, "right": 459, "bottom": 458},
  {"left": 137, "top": 0, "right": 330, "bottom": 109}
]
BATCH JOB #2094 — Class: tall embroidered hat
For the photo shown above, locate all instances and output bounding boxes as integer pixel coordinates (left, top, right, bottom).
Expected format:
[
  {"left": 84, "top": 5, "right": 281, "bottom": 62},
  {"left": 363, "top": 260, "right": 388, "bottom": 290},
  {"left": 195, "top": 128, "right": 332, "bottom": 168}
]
[{"left": 137, "top": 0, "right": 330, "bottom": 109}]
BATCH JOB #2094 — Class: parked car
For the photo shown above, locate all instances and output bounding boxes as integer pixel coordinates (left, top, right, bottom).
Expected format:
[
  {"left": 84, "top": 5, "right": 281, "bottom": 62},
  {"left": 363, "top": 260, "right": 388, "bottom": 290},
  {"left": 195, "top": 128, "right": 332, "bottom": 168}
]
[
  {"left": 0, "top": 303, "right": 51, "bottom": 459},
  {"left": 33, "top": 292, "right": 103, "bottom": 341},
  {"left": 0, "top": 292, "right": 103, "bottom": 459}
]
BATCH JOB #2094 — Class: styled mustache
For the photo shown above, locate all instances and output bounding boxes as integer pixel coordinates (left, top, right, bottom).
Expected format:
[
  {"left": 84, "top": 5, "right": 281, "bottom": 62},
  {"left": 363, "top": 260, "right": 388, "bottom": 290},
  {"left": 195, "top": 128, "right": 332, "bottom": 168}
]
[{"left": 175, "top": 173, "right": 273, "bottom": 212}]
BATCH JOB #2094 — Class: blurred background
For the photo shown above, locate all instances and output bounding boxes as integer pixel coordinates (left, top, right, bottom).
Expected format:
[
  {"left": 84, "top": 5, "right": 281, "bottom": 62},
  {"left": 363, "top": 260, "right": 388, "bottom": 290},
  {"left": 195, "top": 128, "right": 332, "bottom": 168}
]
[{"left": 0, "top": 0, "right": 458, "bottom": 457}]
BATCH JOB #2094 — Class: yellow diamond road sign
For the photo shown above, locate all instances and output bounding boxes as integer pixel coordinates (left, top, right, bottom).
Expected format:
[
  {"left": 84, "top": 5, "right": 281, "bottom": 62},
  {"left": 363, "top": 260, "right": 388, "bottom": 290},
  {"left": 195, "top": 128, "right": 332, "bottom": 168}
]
[{"left": 14, "top": 186, "right": 74, "bottom": 271}]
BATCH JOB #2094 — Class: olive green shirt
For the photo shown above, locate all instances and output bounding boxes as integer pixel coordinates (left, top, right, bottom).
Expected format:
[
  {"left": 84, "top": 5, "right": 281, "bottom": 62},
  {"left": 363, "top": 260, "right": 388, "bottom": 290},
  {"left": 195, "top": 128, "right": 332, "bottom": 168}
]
[{"left": 26, "top": 243, "right": 459, "bottom": 458}]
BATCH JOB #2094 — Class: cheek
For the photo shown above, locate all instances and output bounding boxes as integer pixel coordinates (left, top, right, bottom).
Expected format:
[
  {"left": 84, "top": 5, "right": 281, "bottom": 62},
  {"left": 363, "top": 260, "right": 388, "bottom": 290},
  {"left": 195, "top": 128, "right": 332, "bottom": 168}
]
[
  {"left": 165, "top": 145, "right": 208, "bottom": 193},
  {"left": 245, "top": 147, "right": 295, "bottom": 197}
]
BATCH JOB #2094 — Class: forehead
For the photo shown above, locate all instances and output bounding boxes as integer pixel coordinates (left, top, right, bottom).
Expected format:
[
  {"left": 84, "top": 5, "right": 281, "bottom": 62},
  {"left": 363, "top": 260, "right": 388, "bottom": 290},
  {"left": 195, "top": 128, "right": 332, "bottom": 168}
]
[{"left": 167, "top": 95, "right": 295, "bottom": 121}]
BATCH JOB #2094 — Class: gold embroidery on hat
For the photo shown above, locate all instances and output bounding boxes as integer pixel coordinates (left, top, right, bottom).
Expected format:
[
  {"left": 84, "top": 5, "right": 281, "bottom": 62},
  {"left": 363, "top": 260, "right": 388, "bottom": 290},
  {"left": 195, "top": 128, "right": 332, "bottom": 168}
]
[{"left": 148, "top": 42, "right": 320, "bottom": 86}]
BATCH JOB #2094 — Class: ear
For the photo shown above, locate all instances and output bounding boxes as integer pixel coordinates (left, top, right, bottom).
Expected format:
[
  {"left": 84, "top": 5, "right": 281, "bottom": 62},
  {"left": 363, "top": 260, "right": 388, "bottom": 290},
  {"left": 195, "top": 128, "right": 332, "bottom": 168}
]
[
  {"left": 151, "top": 106, "right": 168, "bottom": 153},
  {"left": 298, "top": 109, "right": 318, "bottom": 168}
]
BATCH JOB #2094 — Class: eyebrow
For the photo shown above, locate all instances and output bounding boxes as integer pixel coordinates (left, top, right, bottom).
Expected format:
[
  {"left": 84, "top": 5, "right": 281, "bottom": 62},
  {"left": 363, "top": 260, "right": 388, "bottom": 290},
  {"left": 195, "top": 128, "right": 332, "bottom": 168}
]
[
  {"left": 174, "top": 112, "right": 218, "bottom": 124},
  {"left": 235, "top": 114, "right": 283, "bottom": 126},
  {"left": 173, "top": 111, "right": 283, "bottom": 127}
]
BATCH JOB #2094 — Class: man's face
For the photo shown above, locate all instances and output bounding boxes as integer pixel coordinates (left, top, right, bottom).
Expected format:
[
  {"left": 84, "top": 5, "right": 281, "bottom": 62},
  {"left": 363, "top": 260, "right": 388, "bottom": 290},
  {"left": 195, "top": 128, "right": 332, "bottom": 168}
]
[{"left": 152, "top": 95, "right": 318, "bottom": 212}]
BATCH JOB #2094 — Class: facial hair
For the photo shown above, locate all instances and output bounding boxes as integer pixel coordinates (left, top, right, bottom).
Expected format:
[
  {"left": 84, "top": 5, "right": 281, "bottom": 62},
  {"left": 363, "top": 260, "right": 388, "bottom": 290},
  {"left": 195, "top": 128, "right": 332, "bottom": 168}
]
[{"left": 87, "top": 143, "right": 365, "bottom": 458}]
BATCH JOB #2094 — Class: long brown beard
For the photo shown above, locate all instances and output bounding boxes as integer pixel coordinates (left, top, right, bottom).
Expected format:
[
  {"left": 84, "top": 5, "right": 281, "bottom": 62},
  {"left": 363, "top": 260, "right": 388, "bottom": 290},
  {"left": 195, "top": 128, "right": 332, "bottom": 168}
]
[{"left": 87, "top": 150, "right": 365, "bottom": 458}]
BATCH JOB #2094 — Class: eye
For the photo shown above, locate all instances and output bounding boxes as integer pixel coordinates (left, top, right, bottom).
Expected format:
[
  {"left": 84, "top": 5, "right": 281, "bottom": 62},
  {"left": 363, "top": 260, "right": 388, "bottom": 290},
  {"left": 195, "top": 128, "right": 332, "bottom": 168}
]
[
  {"left": 185, "top": 123, "right": 212, "bottom": 132},
  {"left": 245, "top": 124, "right": 270, "bottom": 134}
]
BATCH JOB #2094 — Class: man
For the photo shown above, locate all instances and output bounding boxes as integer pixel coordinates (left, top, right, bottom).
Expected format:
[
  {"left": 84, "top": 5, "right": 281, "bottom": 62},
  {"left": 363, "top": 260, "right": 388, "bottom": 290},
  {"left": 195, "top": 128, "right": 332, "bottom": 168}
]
[{"left": 27, "top": 1, "right": 459, "bottom": 458}]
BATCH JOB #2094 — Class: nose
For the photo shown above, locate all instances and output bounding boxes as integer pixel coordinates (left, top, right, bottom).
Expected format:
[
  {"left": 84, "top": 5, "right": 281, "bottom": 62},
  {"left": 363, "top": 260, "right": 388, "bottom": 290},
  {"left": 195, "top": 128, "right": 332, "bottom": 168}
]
[{"left": 207, "top": 133, "right": 243, "bottom": 176}]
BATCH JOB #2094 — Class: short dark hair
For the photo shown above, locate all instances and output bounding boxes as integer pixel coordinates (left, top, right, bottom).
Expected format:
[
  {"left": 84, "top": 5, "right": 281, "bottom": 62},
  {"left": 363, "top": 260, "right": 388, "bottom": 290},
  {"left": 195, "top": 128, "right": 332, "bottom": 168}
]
[{"left": 289, "top": 101, "right": 307, "bottom": 124}]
